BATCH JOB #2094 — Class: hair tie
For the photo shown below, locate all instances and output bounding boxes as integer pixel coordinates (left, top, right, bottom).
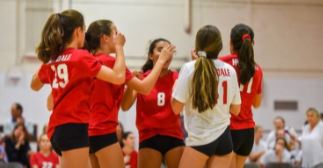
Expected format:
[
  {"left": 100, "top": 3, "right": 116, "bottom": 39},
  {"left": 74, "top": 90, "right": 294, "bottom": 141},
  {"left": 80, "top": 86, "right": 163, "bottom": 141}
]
[
  {"left": 197, "top": 51, "right": 207, "bottom": 57},
  {"left": 242, "top": 34, "right": 251, "bottom": 41}
]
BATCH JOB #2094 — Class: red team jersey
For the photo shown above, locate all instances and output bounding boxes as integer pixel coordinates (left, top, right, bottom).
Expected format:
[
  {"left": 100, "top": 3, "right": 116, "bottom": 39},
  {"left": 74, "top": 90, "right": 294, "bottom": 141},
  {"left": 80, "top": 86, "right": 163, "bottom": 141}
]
[
  {"left": 30, "top": 152, "right": 59, "bottom": 168},
  {"left": 136, "top": 70, "right": 184, "bottom": 142},
  {"left": 89, "top": 53, "right": 133, "bottom": 136},
  {"left": 38, "top": 48, "right": 101, "bottom": 139},
  {"left": 220, "top": 54, "right": 263, "bottom": 130}
]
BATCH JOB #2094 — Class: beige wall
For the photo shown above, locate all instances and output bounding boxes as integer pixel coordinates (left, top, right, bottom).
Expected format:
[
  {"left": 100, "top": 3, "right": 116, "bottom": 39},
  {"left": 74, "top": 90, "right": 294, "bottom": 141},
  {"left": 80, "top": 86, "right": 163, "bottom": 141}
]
[{"left": 1, "top": 0, "right": 323, "bottom": 76}]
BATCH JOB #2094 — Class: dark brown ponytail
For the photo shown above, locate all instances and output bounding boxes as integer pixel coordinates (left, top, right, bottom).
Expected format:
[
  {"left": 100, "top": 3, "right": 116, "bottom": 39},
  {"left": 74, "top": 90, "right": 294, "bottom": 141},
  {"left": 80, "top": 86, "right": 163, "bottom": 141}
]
[{"left": 230, "top": 24, "right": 255, "bottom": 84}]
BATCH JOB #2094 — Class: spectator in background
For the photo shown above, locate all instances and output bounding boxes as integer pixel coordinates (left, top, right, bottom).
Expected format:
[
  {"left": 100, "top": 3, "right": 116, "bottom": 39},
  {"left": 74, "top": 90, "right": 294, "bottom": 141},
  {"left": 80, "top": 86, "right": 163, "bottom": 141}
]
[
  {"left": 4, "top": 103, "right": 33, "bottom": 135},
  {"left": 4, "top": 123, "right": 31, "bottom": 168},
  {"left": 248, "top": 125, "right": 266, "bottom": 164},
  {"left": 266, "top": 116, "right": 297, "bottom": 149},
  {"left": 260, "top": 137, "right": 292, "bottom": 166},
  {"left": 0, "top": 135, "right": 8, "bottom": 162},
  {"left": 301, "top": 107, "right": 323, "bottom": 168},
  {"left": 122, "top": 132, "right": 138, "bottom": 168},
  {"left": 30, "top": 134, "right": 59, "bottom": 168},
  {"left": 320, "top": 112, "right": 323, "bottom": 121}
]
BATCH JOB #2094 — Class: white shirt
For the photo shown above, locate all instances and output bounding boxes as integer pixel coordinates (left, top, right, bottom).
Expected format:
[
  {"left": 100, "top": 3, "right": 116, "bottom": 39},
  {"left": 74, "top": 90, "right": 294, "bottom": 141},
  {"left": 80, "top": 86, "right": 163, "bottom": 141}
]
[
  {"left": 301, "top": 121, "right": 323, "bottom": 168},
  {"left": 260, "top": 149, "right": 291, "bottom": 165},
  {"left": 172, "top": 60, "right": 241, "bottom": 146},
  {"left": 252, "top": 140, "right": 267, "bottom": 153}
]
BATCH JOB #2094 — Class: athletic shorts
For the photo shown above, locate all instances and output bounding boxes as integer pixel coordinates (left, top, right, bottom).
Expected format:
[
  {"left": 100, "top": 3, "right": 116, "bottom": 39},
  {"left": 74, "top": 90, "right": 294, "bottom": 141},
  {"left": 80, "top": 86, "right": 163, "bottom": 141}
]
[
  {"left": 191, "top": 127, "right": 233, "bottom": 157},
  {"left": 231, "top": 128, "right": 255, "bottom": 156},
  {"left": 89, "top": 132, "right": 118, "bottom": 154},
  {"left": 50, "top": 123, "right": 89, "bottom": 156},
  {"left": 139, "top": 135, "right": 184, "bottom": 156}
]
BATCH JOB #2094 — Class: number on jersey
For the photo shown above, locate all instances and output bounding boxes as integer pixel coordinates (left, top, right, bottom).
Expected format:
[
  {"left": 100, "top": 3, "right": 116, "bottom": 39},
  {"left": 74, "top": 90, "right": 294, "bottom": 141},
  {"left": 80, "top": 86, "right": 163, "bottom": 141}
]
[
  {"left": 240, "top": 77, "right": 253, "bottom": 94},
  {"left": 51, "top": 64, "right": 69, "bottom": 89},
  {"left": 157, "top": 92, "right": 165, "bottom": 106},
  {"left": 42, "top": 162, "right": 53, "bottom": 168}
]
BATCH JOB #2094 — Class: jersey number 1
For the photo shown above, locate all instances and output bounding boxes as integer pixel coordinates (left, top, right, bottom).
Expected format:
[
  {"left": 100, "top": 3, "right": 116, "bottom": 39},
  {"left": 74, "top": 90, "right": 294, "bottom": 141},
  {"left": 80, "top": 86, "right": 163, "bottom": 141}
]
[{"left": 51, "top": 64, "right": 69, "bottom": 89}]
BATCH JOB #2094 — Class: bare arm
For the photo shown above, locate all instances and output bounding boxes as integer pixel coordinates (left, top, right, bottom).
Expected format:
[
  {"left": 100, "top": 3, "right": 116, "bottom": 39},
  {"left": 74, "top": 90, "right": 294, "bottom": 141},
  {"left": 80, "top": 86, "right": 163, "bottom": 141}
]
[
  {"left": 230, "top": 104, "right": 241, "bottom": 116},
  {"left": 171, "top": 98, "right": 184, "bottom": 115},
  {"left": 30, "top": 68, "right": 44, "bottom": 91},
  {"left": 126, "top": 45, "right": 175, "bottom": 95},
  {"left": 253, "top": 93, "right": 262, "bottom": 108},
  {"left": 121, "top": 86, "right": 137, "bottom": 111},
  {"left": 47, "top": 92, "right": 53, "bottom": 111},
  {"left": 96, "top": 32, "right": 126, "bottom": 85}
]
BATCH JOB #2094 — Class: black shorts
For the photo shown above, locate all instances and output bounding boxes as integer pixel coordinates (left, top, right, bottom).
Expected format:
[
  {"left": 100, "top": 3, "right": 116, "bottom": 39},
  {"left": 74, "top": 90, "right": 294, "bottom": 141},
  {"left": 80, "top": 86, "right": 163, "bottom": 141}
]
[
  {"left": 139, "top": 135, "right": 184, "bottom": 156},
  {"left": 231, "top": 128, "right": 254, "bottom": 156},
  {"left": 191, "top": 127, "right": 233, "bottom": 157},
  {"left": 89, "top": 132, "right": 118, "bottom": 154},
  {"left": 50, "top": 123, "right": 89, "bottom": 156}
]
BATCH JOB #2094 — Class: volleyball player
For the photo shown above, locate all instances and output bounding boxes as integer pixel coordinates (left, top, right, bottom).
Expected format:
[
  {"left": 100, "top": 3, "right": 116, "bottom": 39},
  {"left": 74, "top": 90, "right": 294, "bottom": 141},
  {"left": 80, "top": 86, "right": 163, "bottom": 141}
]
[
  {"left": 220, "top": 23, "right": 263, "bottom": 168},
  {"left": 30, "top": 9, "right": 126, "bottom": 168},
  {"left": 121, "top": 38, "right": 184, "bottom": 168},
  {"left": 85, "top": 20, "right": 174, "bottom": 168},
  {"left": 172, "top": 25, "right": 241, "bottom": 168}
]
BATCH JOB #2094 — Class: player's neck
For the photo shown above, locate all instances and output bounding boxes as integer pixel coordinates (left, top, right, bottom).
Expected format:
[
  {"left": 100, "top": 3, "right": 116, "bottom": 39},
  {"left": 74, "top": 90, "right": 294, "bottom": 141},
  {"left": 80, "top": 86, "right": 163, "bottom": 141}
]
[
  {"left": 160, "top": 69, "right": 170, "bottom": 77},
  {"left": 40, "top": 149, "right": 51, "bottom": 156},
  {"left": 65, "top": 41, "right": 79, "bottom": 50}
]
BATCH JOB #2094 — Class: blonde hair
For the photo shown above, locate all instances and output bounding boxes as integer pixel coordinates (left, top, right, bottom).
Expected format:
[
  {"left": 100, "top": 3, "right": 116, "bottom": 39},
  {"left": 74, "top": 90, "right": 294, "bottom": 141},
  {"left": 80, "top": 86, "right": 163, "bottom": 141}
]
[{"left": 306, "top": 107, "right": 320, "bottom": 119}]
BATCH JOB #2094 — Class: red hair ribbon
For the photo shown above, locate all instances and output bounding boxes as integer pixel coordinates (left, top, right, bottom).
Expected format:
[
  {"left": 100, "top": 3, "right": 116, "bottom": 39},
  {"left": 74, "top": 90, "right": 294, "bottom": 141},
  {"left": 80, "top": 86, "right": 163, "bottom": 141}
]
[{"left": 242, "top": 34, "right": 251, "bottom": 41}]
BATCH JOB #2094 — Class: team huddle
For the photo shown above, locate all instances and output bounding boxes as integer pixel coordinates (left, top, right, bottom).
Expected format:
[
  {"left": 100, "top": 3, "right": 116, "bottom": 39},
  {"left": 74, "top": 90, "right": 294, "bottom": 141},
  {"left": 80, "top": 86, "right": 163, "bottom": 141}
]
[{"left": 30, "top": 9, "right": 263, "bottom": 168}]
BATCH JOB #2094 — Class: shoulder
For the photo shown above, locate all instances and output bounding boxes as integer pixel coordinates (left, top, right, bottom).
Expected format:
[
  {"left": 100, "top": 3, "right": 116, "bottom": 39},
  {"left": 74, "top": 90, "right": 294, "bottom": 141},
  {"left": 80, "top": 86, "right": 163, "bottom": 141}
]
[
  {"left": 180, "top": 61, "right": 196, "bottom": 73},
  {"left": 169, "top": 70, "right": 179, "bottom": 79},
  {"left": 215, "top": 60, "right": 237, "bottom": 74}
]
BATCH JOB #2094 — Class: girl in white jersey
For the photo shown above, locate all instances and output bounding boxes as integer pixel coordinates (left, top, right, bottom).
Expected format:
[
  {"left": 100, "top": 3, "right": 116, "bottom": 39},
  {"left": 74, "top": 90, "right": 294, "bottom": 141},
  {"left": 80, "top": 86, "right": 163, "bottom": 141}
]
[{"left": 172, "top": 25, "right": 241, "bottom": 168}]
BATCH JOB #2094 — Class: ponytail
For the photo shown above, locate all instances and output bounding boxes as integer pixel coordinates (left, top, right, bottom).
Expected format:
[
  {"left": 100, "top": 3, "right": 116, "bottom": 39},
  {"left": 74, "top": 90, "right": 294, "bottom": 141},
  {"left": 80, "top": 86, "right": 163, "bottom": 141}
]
[
  {"left": 36, "top": 9, "right": 85, "bottom": 63},
  {"left": 192, "top": 55, "right": 218, "bottom": 112},
  {"left": 231, "top": 24, "right": 256, "bottom": 84},
  {"left": 36, "top": 13, "right": 64, "bottom": 63},
  {"left": 191, "top": 25, "right": 222, "bottom": 113},
  {"left": 238, "top": 34, "right": 255, "bottom": 84}
]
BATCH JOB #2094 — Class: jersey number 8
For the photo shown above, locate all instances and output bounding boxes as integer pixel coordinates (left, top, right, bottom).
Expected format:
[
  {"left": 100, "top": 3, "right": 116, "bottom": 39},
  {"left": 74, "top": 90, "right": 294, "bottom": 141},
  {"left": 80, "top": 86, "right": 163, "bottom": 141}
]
[{"left": 157, "top": 92, "right": 165, "bottom": 106}]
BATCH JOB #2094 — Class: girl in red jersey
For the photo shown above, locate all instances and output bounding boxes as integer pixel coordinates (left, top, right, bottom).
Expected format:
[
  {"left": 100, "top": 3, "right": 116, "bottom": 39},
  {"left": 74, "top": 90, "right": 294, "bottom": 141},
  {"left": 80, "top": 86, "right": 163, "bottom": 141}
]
[
  {"left": 121, "top": 38, "right": 184, "bottom": 168},
  {"left": 30, "top": 134, "right": 59, "bottom": 168},
  {"left": 122, "top": 132, "right": 138, "bottom": 168},
  {"left": 220, "top": 24, "right": 263, "bottom": 168},
  {"left": 172, "top": 25, "right": 241, "bottom": 168},
  {"left": 85, "top": 21, "right": 174, "bottom": 168},
  {"left": 30, "top": 9, "right": 126, "bottom": 168}
]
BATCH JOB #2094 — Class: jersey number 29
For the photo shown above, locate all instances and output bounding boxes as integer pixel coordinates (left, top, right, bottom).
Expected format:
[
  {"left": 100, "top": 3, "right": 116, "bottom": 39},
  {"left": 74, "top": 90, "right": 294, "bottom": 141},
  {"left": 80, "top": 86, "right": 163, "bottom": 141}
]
[{"left": 51, "top": 64, "right": 69, "bottom": 89}]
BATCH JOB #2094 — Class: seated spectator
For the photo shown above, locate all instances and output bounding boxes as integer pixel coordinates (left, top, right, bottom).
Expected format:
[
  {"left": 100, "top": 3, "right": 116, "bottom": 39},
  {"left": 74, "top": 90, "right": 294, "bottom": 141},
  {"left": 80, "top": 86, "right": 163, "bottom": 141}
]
[
  {"left": 249, "top": 125, "right": 266, "bottom": 164},
  {"left": 301, "top": 107, "right": 323, "bottom": 168},
  {"left": 266, "top": 116, "right": 297, "bottom": 149},
  {"left": 4, "top": 123, "right": 31, "bottom": 168},
  {"left": 122, "top": 132, "right": 137, "bottom": 168},
  {"left": 30, "top": 134, "right": 59, "bottom": 168},
  {"left": 260, "top": 137, "right": 292, "bottom": 166},
  {"left": 0, "top": 135, "right": 8, "bottom": 162},
  {"left": 3, "top": 103, "right": 33, "bottom": 135}
]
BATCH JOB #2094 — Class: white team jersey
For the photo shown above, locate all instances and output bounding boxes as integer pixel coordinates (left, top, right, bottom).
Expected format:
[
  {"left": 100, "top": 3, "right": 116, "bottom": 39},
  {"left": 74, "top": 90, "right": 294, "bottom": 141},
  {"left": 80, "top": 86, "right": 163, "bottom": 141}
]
[{"left": 172, "top": 59, "right": 241, "bottom": 146}]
